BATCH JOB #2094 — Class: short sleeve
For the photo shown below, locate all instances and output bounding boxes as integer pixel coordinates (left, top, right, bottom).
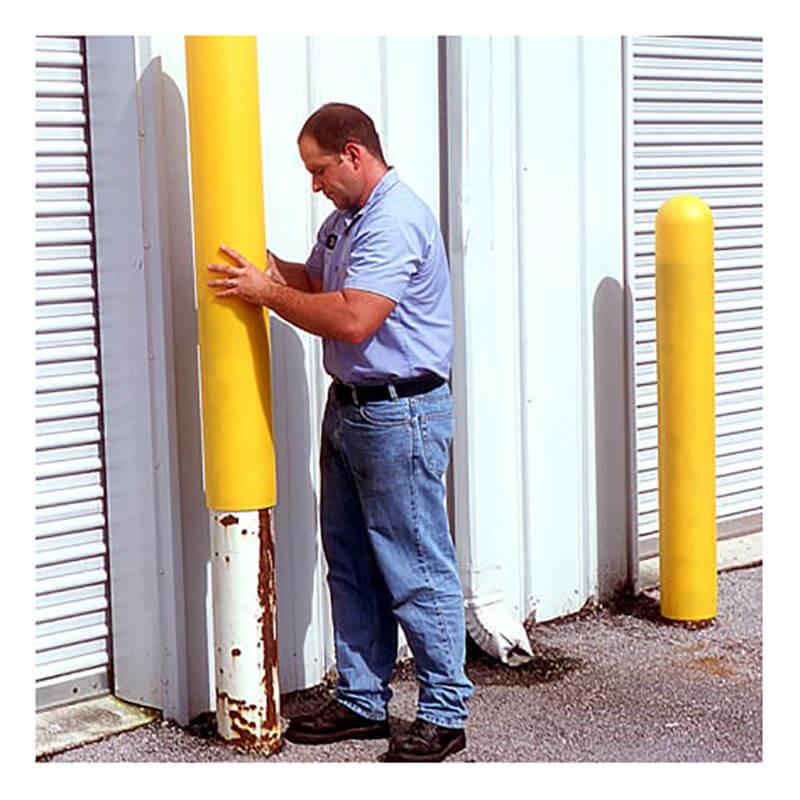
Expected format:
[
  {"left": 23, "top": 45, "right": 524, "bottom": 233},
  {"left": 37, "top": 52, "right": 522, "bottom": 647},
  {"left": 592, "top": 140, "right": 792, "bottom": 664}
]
[{"left": 342, "top": 215, "right": 422, "bottom": 302}]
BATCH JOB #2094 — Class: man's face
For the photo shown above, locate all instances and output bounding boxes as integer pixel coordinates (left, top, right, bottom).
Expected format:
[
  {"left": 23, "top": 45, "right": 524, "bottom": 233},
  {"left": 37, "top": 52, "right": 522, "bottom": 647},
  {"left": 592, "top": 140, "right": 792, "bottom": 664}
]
[{"left": 299, "top": 135, "right": 361, "bottom": 210}]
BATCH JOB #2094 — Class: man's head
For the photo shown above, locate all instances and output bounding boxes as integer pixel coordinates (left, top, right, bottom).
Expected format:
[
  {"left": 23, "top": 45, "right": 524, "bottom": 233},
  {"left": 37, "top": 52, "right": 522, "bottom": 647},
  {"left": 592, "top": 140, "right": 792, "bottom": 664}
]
[{"left": 298, "top": 103, "right": 388, "bottom": 211}]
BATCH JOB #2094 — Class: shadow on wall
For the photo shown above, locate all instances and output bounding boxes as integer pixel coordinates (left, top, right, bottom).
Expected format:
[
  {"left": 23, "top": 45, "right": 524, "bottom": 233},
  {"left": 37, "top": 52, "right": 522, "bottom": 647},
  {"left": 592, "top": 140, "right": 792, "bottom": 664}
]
[
  {"left": 158, "top": 67, "right": 212, "bottom": 718},
  {"left": 269, "top": 318, "right": 321, "bottom": 694},
  {"left": 592, "top": 276, "right": 634, "bottom": 602},
  {"left": 158, "top": 66, "right": 322, "bottom": 717}
]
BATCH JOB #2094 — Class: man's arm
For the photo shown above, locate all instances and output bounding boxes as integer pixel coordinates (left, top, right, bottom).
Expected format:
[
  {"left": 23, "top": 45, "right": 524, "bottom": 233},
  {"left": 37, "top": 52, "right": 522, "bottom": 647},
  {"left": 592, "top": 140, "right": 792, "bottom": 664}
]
[
  {"left": 267, "top": 249, "right": 322, "bottom": 293},
  {"left": 208, "top": 244, "right": 394, "bottom": 344}
]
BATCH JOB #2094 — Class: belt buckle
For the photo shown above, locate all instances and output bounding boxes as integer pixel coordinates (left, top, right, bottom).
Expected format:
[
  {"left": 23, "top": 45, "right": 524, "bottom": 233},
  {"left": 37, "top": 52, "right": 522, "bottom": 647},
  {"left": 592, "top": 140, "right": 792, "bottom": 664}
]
[{"left": 346, "top": 382, "right": 360, "bottom": 406}]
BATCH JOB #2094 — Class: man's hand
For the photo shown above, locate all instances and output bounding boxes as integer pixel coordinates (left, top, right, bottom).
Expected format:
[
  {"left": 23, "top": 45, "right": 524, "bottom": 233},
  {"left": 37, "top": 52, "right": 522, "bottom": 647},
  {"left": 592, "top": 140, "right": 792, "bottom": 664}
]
[
  {"left": 207, "top": 244, "right": 277, "bottom": 304},
  {"left": 208, "top": 242, "right": 394, "bottom": 343}
]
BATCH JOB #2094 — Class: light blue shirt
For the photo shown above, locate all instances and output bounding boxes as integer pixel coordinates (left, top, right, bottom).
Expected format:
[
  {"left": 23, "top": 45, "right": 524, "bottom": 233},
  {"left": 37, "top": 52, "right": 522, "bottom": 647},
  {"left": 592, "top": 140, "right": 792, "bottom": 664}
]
[{"left": 306, "top": 169, "right": 453, "bottom": 384}]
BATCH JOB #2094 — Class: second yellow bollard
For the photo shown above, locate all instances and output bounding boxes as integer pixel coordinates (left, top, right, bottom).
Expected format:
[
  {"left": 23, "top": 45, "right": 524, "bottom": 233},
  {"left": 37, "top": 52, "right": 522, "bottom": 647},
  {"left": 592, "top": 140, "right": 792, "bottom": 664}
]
[{"left": 655, "top": 195, "right": 717, "bottom": 622}]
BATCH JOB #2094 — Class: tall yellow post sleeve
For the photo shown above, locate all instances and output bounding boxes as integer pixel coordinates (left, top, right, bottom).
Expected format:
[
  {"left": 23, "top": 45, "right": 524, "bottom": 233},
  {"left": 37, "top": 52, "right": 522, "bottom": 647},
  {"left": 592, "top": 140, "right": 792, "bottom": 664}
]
[
  {"left": 185, "top": 36, "right": 276, "bottom": 512},
  {"left": 655, "top": 195, "right": 716, "bottom": 621}
]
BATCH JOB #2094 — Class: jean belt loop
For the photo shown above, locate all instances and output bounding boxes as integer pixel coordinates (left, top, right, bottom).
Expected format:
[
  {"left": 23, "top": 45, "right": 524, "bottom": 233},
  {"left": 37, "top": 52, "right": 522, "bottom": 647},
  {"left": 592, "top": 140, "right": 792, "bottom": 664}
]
[
  {"left": 387, "top": 382, "right": 399, "bottom": 402},
  {"left": 349, "top": 384, "right": 359, "bottom": 406}
]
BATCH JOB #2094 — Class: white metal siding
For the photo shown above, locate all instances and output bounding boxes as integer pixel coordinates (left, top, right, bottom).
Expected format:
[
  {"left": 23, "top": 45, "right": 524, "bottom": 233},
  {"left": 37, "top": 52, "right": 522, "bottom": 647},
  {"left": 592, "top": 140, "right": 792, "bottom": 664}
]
[
  {"left": 445, "top": 36, "right": 628, "bottom": 623},
  {"left": 628, "top": 36, "right": 763, "bottom": 558},
  {"left": 35, "top": 36, "right": 112, "bottom": 709}
]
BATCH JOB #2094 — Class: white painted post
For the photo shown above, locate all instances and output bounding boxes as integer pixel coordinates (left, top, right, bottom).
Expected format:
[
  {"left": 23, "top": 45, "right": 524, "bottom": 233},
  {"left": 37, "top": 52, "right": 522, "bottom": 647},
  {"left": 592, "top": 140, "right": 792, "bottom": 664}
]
[{"left": 210, "top": 509, "right": 280, "bottom": 753}]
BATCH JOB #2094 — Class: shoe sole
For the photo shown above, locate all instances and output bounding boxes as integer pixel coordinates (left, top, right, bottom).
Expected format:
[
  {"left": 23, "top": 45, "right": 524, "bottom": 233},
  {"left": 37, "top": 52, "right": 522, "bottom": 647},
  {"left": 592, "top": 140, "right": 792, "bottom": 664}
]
[
  {"left": 384, "top": 733, "right": 466, "bottom": 763},
  {"left": 284, "top": 725, "right": 390, "bottom": 745}
]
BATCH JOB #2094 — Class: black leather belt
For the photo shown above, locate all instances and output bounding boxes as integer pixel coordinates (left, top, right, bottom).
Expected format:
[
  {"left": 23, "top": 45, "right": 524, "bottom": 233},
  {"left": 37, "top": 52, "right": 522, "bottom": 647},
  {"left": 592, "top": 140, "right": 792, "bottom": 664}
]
[{"left": 333, "top": 374, "right": 446, "bottom": 406}]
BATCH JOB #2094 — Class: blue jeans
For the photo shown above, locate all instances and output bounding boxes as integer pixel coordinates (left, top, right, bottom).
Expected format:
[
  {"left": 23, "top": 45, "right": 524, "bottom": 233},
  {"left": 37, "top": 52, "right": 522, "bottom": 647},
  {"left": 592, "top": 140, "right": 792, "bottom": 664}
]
[{"left": 320, "top": 382, "right": 474, "bottom": 729}]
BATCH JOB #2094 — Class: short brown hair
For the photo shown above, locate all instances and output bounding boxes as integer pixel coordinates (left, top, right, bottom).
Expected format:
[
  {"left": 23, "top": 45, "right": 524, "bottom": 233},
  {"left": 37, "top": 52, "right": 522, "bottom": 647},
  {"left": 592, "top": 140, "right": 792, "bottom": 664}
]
[{"left": 298, "top": 103, "right": 387, "bottom": 164}]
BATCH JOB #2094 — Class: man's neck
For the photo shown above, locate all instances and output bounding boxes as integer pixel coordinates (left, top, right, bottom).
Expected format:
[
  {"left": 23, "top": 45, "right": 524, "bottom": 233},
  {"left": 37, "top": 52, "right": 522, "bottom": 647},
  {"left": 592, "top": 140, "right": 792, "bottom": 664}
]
[{"left": 355, "top": 164, "right": 390, "bottom": 209}]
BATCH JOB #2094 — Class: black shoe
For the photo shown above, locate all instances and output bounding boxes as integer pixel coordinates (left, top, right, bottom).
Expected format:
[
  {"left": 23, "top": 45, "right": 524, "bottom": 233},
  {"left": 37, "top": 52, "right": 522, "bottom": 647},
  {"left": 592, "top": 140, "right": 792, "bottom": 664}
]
[
  {"left": 384, "top": 719, "right": 466, "bottom": 762},
  {"left": 284, "top": 700, "right": 390, "bottom": 745}
]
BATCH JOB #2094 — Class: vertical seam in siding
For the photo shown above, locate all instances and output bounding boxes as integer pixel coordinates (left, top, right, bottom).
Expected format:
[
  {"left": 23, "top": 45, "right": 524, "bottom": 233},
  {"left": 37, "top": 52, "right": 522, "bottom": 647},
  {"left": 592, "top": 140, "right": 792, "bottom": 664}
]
[
  {"left": 576, "top": 38, "right": 592, "bottom": 603},
  {"left": 513, "top": 38, "right": 534, "bottom": 615}
]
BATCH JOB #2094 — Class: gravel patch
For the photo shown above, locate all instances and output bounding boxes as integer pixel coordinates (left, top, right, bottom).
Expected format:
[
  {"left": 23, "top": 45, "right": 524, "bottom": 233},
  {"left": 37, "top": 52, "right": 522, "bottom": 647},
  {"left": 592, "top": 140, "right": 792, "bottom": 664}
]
[{"left": 40, "top": 566, "right": 761, "bottom": 763}]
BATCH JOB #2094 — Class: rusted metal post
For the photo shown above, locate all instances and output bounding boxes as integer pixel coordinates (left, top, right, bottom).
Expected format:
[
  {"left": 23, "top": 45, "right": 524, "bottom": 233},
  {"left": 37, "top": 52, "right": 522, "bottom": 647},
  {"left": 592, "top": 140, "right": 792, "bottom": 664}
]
[
  {"left": 210, "top": 510, "right": 280, "bottom": 753},
  {"left": 184, "top": 36, "right": 281, "bottom": 754}
]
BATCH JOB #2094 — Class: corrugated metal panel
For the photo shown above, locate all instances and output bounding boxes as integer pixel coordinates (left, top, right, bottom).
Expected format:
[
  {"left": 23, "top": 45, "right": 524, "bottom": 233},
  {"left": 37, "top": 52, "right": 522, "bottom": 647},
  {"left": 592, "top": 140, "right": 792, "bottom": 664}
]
[
  {"left": 35, "top": 35, "right": 112, "bottom": 710},
  {"left": 628, "top": 36, "right": 763, "bottom": 558}
]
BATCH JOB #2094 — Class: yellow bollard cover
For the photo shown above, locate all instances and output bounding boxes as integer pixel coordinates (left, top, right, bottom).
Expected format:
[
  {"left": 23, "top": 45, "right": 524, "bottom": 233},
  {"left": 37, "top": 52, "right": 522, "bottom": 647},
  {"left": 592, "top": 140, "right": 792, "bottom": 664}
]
[
  {"left": 185, "top": 36, "right": 276, "bottom": 511},
  {"left": 655, "top": 195, "right": 716, "bottom": 621}
]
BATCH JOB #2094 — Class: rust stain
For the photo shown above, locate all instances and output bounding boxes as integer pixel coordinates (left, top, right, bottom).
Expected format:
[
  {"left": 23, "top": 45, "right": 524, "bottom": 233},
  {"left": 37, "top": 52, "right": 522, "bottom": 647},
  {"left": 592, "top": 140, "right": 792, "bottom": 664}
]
[
  {"left": 216, "top": 689, "right": 281, "bottom": 755},
  {"left": 690, "top": 655, "right": 737, "bottom": 679},
  {"left": 258, "top": 508, "right": 281, "bottom": 734},
  {"left": 209, "top": 509, "right": 282, "bottom": 756}
]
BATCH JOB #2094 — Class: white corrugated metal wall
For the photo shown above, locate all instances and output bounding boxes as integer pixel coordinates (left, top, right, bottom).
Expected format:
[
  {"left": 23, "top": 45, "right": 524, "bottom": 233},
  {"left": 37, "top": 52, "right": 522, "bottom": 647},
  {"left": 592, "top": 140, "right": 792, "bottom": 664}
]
[
  {"left": 626, "top": 36, "right": 764, "bottom": 559},
  {"left": 444, "top": 36, "right": 629, "bottom": 625},
  {"left": 35, "top": 35, "right": 113, "bottom": 710}
]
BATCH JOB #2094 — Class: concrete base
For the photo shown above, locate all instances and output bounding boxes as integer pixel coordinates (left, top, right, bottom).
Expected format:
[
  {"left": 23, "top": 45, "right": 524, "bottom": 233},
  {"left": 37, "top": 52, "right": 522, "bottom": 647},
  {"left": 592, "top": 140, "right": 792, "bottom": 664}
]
[
  {"left": 639, "top": 531, "right": 762, "bottom": 591},
  {"left": 36, "top": 694, "right": 158, "bottom": 759}
]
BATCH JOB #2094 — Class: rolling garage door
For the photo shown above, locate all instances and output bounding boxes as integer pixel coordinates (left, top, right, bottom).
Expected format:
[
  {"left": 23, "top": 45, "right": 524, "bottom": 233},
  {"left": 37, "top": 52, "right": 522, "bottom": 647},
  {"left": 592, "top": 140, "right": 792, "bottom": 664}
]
[
  {"left": 35, "top": 36, "right": 113, "bottom": 709},
  {"left": 627, "top": 35, "right": 763, "bottom": 559}
]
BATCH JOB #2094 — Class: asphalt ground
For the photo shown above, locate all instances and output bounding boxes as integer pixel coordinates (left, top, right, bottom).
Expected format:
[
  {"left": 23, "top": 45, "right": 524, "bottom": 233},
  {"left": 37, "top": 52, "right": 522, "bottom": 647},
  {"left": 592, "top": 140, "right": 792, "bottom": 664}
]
[{"left": 39, "top": 565, "right": 762, "bottom": 763}]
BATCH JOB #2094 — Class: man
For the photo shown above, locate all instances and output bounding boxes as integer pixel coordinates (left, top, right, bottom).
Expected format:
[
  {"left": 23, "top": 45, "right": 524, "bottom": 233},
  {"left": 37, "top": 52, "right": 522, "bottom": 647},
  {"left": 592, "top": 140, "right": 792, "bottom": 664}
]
[{"left": 207, "top": 102, "right": 473, "bottom": 763}]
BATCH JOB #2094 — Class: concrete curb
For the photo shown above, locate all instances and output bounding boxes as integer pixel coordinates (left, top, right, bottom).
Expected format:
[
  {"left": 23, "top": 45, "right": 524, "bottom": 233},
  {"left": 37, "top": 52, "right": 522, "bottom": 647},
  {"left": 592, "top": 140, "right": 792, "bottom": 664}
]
[
  {"left": 36, "top": 694, "right": 157, "bottom": 759},
  {"left": 639, "top": 531, "right": 762, "bottom": 590}
]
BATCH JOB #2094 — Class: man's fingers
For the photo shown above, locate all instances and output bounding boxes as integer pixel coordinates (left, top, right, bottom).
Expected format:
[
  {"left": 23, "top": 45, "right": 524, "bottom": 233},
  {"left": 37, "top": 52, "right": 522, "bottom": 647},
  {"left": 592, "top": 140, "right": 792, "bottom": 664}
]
[
  {"left": 207, "top": 263, "right": 240, "bottom": 275},
  {"left": 220, "top": 243, "right": 248, "bottom": 266}
]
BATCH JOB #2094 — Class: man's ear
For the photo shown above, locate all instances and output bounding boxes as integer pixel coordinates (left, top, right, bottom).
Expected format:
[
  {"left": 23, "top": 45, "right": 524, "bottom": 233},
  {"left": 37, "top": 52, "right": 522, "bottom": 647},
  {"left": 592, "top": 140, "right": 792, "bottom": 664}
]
[{"left": 342, "top": 140, "right": 362, "bottom": 168}]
